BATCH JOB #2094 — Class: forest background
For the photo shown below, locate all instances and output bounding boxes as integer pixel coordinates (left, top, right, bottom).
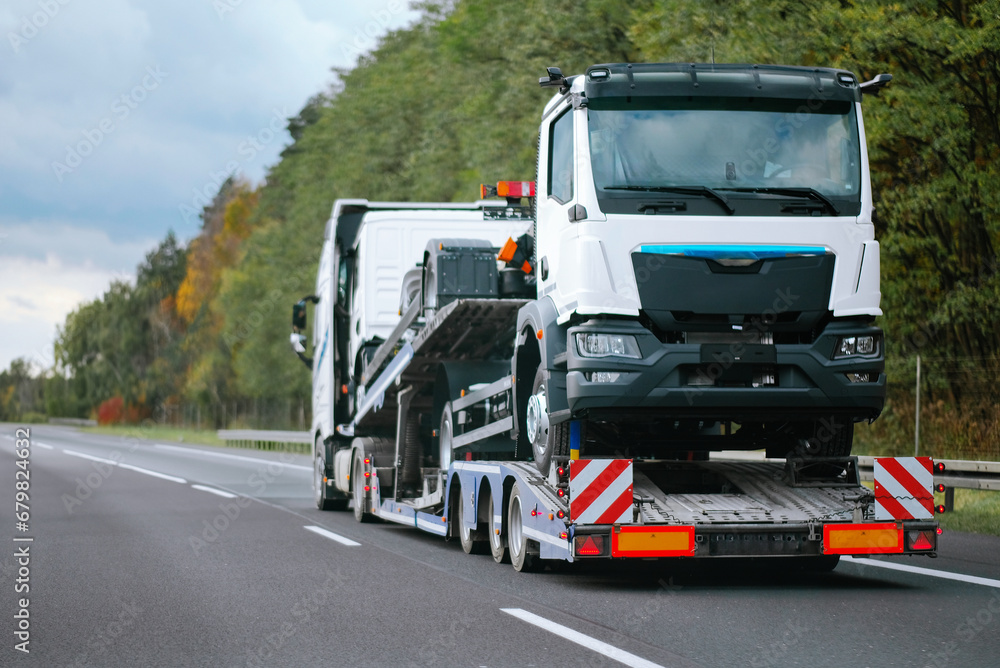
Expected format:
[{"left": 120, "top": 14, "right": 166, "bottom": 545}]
[{"left": 4, "top": 0, "right": 998, "bottom": 460}]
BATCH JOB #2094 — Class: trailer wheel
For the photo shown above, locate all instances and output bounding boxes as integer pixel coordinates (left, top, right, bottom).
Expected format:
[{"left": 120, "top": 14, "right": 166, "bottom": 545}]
[
  {"left": 352, "top": 449, "right": 376, "bottom": 523},
  {"left": 457, "top": 484, "right": 487, "bottom": 555},
  {"left": 526, "top": 367, "right": 569, "bottom": 476},
  {"left": 508, "top": 483, "right": 540, "bottom": 573},
  {"left": 314, "top": 443, "right": 347, "bottom": 511},
  {"left": 487, "top": 488, "right": 506, "bottom": 564}
]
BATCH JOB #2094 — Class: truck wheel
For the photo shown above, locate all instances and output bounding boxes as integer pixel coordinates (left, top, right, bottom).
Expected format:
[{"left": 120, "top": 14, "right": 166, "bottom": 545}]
[
  {"left": 508, "top": 482, "right": 540, "bottom": 573},
  {"left": 314, "top": 445, "right": 347, "bottom": 511},
  {"left": 439, "top": 401, "right": 454, "bottom": 471},
  {"left": 526, "top": 367, "right": 569, "bottom": 476},
  {"left": 352, "top": 449, "right": 375, "bottom": 523},
  {"left": 797, "top": 417, "right": 854, "bottom": 457},
  {"left": 487, "top": 488, "right": 506, "bottom": 564},
  {"left": 457, "top": 484, "right": 487, "bottom": 555}
]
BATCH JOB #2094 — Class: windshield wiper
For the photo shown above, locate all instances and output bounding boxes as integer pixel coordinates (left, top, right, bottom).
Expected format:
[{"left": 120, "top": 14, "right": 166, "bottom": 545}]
[
  {"left": 604, "top": 185, "right": 734, "bottom": 214},
  {"left": 737, "top": 187, "right": 840, "bottom": 215}
]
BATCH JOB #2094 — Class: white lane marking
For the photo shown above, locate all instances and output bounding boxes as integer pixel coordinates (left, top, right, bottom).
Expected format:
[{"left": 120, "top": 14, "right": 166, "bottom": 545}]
[
  {"left": 118, "top": 463, "right": 187, "bottom": 484},
  {"left": 64, "top": 449, "right": 119, "bottom": 466},
  {"left": 844, "top": 556, "right": 1000, "bottom": 589},
  {"left": 501, "top": 608, "right": 667, "bottom": 668},
  {"left": 191, "top": 484, "right": 238, "bottom": 499},
  {"left": 64, "top": 449, "right": 186, "bottom": 483},
  {"left": 34, "top": 442, "right": 54, "bottom": 450},
  {"left": 304, "top": 525, "right": 361, "bottom": 547},
  {"left": 155, "top": 443, "right": 311, "bottom": 471}
]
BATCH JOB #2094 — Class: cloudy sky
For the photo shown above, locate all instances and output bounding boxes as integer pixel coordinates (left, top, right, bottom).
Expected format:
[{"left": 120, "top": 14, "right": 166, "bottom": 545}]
[{"left": 0, "top": 0, "right": 419, "bottom": 373}]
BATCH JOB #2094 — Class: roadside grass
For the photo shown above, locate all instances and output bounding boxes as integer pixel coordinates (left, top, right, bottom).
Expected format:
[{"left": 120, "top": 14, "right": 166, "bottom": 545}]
[
  {"left": 934, "top": 489, "right": 1000, "bottom": 538},
  {"left": 81, "top": 424, "right": 223, "bottom": 447}
]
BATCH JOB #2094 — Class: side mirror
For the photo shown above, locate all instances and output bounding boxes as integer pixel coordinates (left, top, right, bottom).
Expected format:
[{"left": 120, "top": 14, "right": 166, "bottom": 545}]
[
  {"left": 292, "top": 301, "right": 307, "bottom": 331},
  {"left": 290, "top": 295, "right": 318, "bottom": 369},
  {"left": 859, "top": 73, "right": 892, "bottom": 96},
  {"left": 292, "top": 295, "right": 319, "bottom": 331}
]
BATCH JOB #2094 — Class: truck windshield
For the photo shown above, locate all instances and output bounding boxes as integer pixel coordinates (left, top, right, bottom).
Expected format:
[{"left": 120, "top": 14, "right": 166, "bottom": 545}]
[{"left": 588, "top": 97, "right": 862, "bottom": 212}]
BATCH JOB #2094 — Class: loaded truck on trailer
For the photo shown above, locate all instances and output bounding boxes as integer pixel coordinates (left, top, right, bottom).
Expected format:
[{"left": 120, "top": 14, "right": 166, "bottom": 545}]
[{"left": 290, "top": 63, "right": 941, "bottom": 572}]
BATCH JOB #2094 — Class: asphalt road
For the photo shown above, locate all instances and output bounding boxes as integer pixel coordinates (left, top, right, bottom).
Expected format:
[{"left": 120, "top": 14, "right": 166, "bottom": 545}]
[{"left": 3, "top": 424, "right": 999, "bottom": 667}]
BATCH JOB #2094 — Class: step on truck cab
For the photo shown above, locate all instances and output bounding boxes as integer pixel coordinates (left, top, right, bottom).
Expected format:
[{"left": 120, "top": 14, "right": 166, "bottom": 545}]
[{"left": 291, "top": 64, "right": 939, "bottom": 572}]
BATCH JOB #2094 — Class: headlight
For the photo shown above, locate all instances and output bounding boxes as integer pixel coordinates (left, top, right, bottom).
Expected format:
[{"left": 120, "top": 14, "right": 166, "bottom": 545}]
[
  {"left": 834, "top": 335, "right": 879, "bottom": 358},
  {"left": 575, "top": 333, "right": 641, "bottom": 358}
]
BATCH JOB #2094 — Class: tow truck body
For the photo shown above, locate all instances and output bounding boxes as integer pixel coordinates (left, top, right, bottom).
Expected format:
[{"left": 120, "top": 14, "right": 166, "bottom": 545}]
[{"left": 290, "top": 64, "right": 939, "bottom": 571}]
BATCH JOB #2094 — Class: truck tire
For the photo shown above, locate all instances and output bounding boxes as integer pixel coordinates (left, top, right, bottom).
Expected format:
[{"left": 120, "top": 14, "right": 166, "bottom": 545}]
[
  {"left": 314, "top": 442, "right": 347, "bottom": 511},
  {"left": 508, "top": 482, "right": 540, "bottom": 572},
  {"left": 798, "top": 417, "right": 854, "bottom": 457},
  {"left": 352, "top": 449, "right": 376, "bottom": 523},
  {"left": 525, "top": 367, "right": 569, "bottom": 476},
  {"left": 439, "top": 401, "right": 454, "bottom": 471},
  {"left": 457, "top": 483, "right": 487, "bottom": 555},
  {"left": 487, "top": 488, "right": 506, "bottom": 564}
]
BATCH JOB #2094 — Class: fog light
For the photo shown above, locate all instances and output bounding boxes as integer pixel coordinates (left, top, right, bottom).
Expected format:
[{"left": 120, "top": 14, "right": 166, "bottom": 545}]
[
  {"left": 587, "top": 371, "right": 621, "bottom": 383},
  {"left": 845, "top": 372, "right": 872, "bottom": 383}
]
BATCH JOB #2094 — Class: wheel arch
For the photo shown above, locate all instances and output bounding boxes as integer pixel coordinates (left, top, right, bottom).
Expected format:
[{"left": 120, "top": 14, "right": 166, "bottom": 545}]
[
  {"left": 513, "top": 298, "right": 568, "bottom": 444},
  {"left": 446, "top": 470, "right": 463, "bottom": 539}
]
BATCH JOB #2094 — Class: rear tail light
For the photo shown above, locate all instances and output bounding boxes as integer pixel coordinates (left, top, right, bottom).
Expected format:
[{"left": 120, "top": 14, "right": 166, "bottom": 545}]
[
  {"left": 574, "top": 535, "right": 606, "bottom": 557},
  {"left": 906, "top": 530, "right": 935, "bottom": 551},
  {"left": 481, "top": 181, "right": 536, "bottom": 199}
]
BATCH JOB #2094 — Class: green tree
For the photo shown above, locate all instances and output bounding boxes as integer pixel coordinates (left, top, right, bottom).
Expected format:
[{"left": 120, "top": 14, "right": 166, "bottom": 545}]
[
  {"left": 0, "top": 358, "right": 44, "bottom": 421},
  {"left": 632, "top": 0, "right": 1000, "bottom": 399},
  {"left": 55, "top": 234, "right": 187, "bottom": 419}
]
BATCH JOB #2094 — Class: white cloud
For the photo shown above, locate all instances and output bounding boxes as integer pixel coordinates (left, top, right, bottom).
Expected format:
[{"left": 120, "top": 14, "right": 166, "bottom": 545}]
[
  {"left": 0, "top": 220, "right": 154, "bottom": 371},
  {"left": 0, "top": 1, "right": 421, "bottom": 373}
]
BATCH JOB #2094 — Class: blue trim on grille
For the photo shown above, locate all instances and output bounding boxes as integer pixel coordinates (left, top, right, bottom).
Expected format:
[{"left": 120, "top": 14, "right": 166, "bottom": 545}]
[{"left": 639, "top": 244, "right": 827, "bottom": 260}]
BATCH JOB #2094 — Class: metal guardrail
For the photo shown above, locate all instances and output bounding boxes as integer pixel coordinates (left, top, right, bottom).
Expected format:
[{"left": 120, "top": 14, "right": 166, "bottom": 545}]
[
  {"left": 49, "top": 417, "right": 98, "bottom": 426},
  {"left": 857, "top": 455, "right": 1000, "bottom": 511},
  {"left": 217, "top": 429, "right": 311, "bottom": 452},
  {"left": 211, "top": 440, "right": 998, "bottom": 507}
]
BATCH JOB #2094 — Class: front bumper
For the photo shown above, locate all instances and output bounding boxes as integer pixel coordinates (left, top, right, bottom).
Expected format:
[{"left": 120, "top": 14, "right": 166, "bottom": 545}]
[{"left": 565, "top": 319, "right": 885, "bottom": 421}]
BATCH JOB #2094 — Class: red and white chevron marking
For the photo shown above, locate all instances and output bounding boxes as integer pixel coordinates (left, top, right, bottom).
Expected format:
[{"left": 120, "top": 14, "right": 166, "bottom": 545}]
[
  {"left": 569, "top": 459, "right": 633, "bottom": 525},
  {"left": 874, "top": 456, "right": 934, "bottom": 520}
]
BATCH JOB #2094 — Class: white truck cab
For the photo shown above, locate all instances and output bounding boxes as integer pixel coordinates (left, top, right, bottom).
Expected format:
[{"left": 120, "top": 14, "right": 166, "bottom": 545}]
[
  {"left": 292, "top": 200, "right": 531, "bottom": 506},
  {"left": 507, "top": 64, "right": 890, "bottom": 471}
]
